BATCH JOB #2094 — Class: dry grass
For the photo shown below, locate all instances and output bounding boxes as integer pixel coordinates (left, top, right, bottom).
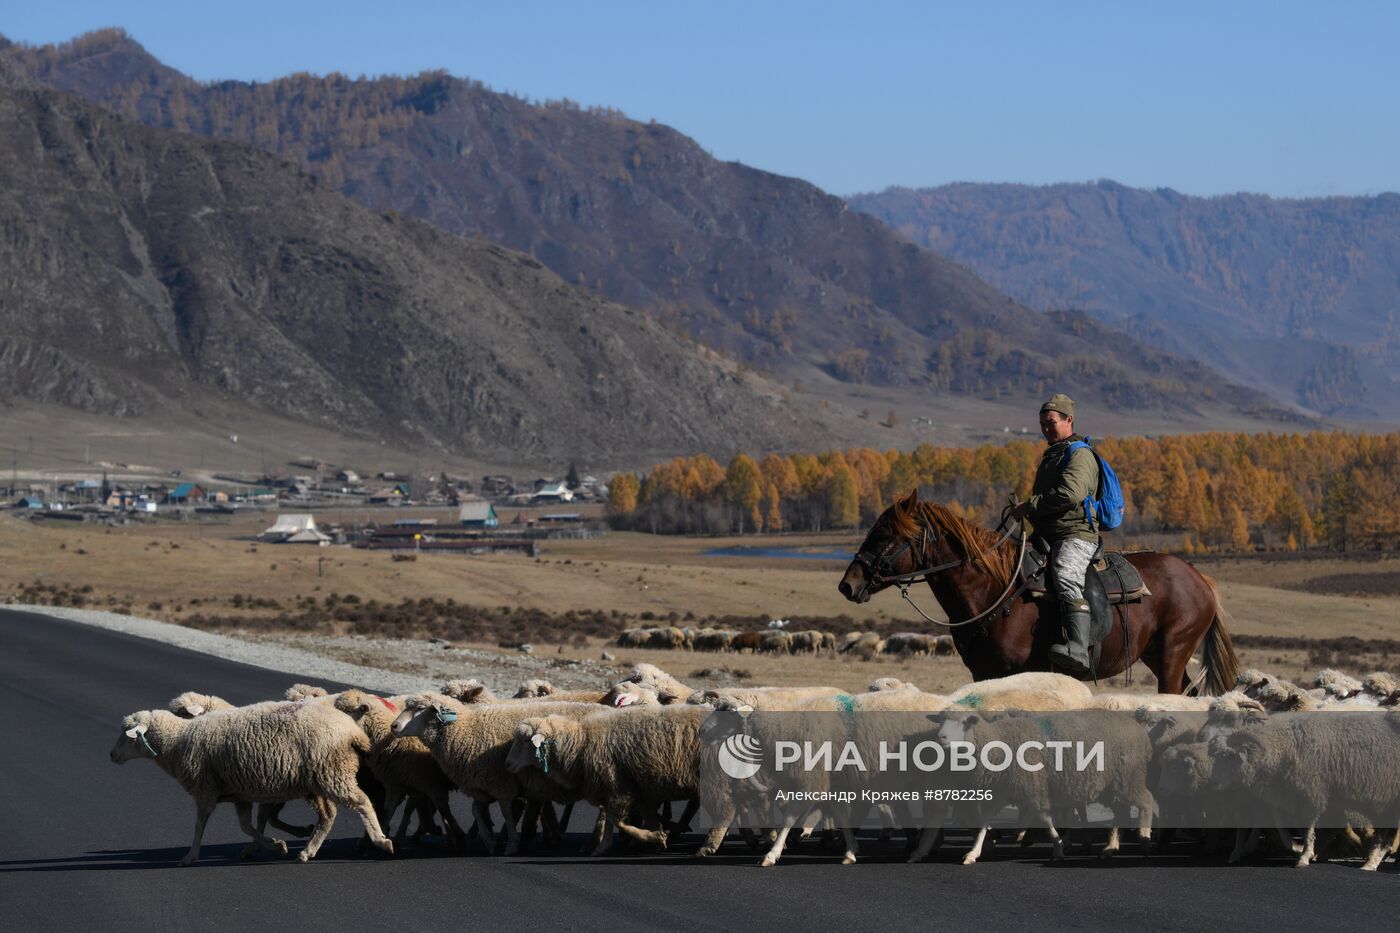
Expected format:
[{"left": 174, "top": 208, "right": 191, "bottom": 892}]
[{"left": 3, "top": 510, "right": 1397, "bottom": 692}]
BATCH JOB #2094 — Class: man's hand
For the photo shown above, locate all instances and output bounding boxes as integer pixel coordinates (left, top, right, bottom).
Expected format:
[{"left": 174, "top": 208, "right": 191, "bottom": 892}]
[{"left": 1010, "top": 501, "right": 1031, "bottom": 522}]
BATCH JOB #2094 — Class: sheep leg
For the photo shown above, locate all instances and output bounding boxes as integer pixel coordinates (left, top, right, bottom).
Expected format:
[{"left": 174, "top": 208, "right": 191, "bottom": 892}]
[
  {"left": 235, "top": 801, "right": 288, "bottom": 859},
  {"left": 1228, "top": 827, "right": 1261, "bottom": 864},
  {"left": 258, "top": 802, "right": 313, "bottom": 838},
  {"left": 1294, "top": 823, "right": 1317, "bottom": 868},
  {"left": 380, "top": 786, "right": 407, "bottom": 842},
  {"left": 408, "top": 794, "right": 441, "bottom": 840},
  {"left": 671, "top": 798, "right": 699, "bottom": 834},
  {"left": 592, "top": 808, "right": 618, "bottom": 856},
  {"left": 1041, "top": 813, "right": 1064, "bottom": 861},
  {"left": 962, "top": 826, "right": 990, "bottom": 865},
  {"left": 431, "top": 791, "right": 468, "bottom": 852},
  {"left": 180, "top": 799, "right": 217, "bottom": 867},
  {"left": 695, "top": 794, "right": 735, "bottom": 858},
  {"left": 1361, "top": 836, "right": 1390, "bottom": 871},
  {"left": 500, "top": 799, "right": 525, "bottom": 855},
  {"left": 328, "top": 785, "right": 393, "bottom": 857},
  {"left": 1101, "top": 827, "right": 1120, "bottom": 858},
  {"left": 759, "top": 812, "right": 801, "bottom": 867},
  {"left": 469, "top": 800, "right": 496, "bottom": 852},
  {"left": 908, "top": 828, "right": 942, "bottom": 863},
  {"left": 299, "top": 795, "right": 338, "bottom": 862},
  {"left": 515, "top": 800, "right": 542, "bottom": 853},
  {"left": 840, "top": 826, "right": 858, "bottom": 865},
  {"left": 558, "top": 801, "right": 576, "bottom": 836}
]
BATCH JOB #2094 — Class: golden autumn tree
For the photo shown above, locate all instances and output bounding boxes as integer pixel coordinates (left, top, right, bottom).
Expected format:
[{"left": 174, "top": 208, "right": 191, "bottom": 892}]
[{"left": 724, "top": 454, "right": 764, "bottom": 533}]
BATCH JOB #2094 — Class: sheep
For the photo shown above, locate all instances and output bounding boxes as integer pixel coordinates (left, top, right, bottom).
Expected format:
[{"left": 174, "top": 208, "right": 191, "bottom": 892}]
[
  {"left": 441, "top": 679, "right": 501, "bottom": 704},
  {"left": 933, "top": 710, "right": 1155, "bottom": 864},
  {"left": 165, "top": 691, "right": 318, "bottom": 839},
  {"left": 1312, "top": 669, "right": 1364, "bottom": 700},
  {"left": 646, "top": 627, "right": 687, "bottom": 650},
  {"left": 167, "top": 692, "right": 234, "bottom": 718},
  {"left": 758, "top": 630, "right": 792, "bottom": 654},
  {"left": 686, "top": 685, "right": 849, "bottom": 711},
  {"left": 1363, "top": 672, "right": 1400, "bottom": 706},
  {"left": 110, "top": 702, "right": 393, "bottom": 865},
  {"left": 1208, "top": 712, "right": 1400, "bottom": 869},
  {"left": 885, "top": 632, "right": 937, "bottom": 657},
  {"left": 949, "top": 672, "right": 1093, "bottom": 711},
  {"left": 933, "top": 634, "right": 956, "bottom": 656},
  {"left": 514, "top": 679, "right": 557, "bottom": 698},
  {"left": 285, "top": 683, "right": 330, "bottom": 701},
  {"left": 840, "top": 631, "right": 885, "bottom": 659},
  {"left": 731, "top": 631, "right": 763, "bottom": 653},
  {"left": 600, "top": 681, "right": 666, "bottom": 708},
  {"left": 390, "top": 693, "right": 605, "bottom": 855},
  {"left": 788, "top": 631, "right": 817, "bottom": 654},
  {"left": 616, "top": 628, "right": 649, "bottom": 649},
  {"left": 818, "top": 631, "right": 838, "bottom": 653},
  {"left": 692, "top": 630, "right": 734, "bottom": 653},
  {"left": 505, "top": 705, "right": 724, "bottom": 857},
  {"left": 333, "top": 689, "right": 468, "bottom": 849},
  {"left": 618, "top": 663, "right": 692, "bottom": 700},
  {"left": 512, "top": 680, "right": 609, "bottom": 704},
  {"left": 867, "top": 677, "right": 914, "bottom": 693}
]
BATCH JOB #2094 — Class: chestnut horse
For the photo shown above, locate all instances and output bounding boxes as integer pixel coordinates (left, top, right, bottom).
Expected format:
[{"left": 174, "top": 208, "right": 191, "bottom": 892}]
[{"left": 838, "top": 491, "right": 1239, "bottom": 694}]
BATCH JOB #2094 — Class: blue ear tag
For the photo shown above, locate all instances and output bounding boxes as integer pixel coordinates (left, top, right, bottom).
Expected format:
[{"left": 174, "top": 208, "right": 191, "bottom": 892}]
[
  {"left": 533, "top": 739, "right": 552, "bottom": 773},
  {"left": 139, "top": 732, "right": 158, "bottom": 758},
  {"left": 435, "top": 707, "right": 458, "bottom": 725}
]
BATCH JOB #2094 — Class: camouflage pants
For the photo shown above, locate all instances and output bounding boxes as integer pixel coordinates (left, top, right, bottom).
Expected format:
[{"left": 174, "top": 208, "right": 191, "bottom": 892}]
[{"left": 1049, "top": 537, "right": 1098, "bottom": 612}]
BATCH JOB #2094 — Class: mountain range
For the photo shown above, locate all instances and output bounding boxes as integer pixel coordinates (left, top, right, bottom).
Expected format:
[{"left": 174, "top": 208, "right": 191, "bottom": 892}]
[
  {"left": 0, "top": 29, "right": 1297, "bottom": 437},
  {"left": 0, "top": 80, "right": 825, "bottom": 463},
  {"left": 848, "top": 181, "right": 1400, "bottom": 419}
]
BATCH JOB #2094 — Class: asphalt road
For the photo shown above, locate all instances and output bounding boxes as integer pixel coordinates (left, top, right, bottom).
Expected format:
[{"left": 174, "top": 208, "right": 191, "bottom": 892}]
[{"left": 1, "top": 608, "right": 1396, "bottom": 932}]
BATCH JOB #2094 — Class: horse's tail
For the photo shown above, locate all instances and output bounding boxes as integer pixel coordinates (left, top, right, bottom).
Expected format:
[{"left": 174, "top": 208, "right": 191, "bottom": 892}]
[{"left": 1187, "top": 574, "right": 1240, "bottom": 696}]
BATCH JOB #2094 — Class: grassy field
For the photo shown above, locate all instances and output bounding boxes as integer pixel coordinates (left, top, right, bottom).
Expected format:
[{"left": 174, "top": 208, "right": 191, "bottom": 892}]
[{"left": 3, "top": 508, "right": 1397, "bottom": 694}]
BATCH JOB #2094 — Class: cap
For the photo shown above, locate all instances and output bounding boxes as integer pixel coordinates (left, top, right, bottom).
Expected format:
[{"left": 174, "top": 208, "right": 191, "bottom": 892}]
[{"left": 1040, "top": 394, "right": 1075, "bottom": 418}]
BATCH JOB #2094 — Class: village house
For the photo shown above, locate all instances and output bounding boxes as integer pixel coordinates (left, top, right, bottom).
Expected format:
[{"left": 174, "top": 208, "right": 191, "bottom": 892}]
[{"left": 459, "top": 500, "right": 500, "bottom": 528}]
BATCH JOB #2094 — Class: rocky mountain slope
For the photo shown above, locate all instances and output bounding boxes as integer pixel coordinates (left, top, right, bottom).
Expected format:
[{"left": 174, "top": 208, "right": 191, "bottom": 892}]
[
  {"left": 0, "top": 83, "right": 823, "bottom": 463},
  {"left": 849, "top": 180, "right": 1400, "bottom": 419},
  {"left": 0, "top": 30, "right": 1295, "bottom": 422}
]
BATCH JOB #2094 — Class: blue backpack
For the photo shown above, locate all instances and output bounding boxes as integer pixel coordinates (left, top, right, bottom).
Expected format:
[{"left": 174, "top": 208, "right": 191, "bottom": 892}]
[{"left": 1063, "top": 437, "right": 1124, "bottom": 531}]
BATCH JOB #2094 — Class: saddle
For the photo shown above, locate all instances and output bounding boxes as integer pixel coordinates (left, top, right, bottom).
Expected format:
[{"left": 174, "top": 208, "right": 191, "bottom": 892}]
[{"left": 1019, "top": 540, "right": 1152, "bottom": 672}]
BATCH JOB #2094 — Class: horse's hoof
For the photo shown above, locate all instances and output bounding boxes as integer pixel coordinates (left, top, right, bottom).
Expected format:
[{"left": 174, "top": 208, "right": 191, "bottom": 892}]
[{"left": 296, "top": 850, "right": 311, "bottom": 863}]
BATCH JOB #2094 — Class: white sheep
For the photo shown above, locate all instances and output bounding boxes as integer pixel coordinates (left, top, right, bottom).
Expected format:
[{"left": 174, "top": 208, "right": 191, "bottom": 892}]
[
  {"left": 390, "top": 693, "right": 604, "bottom": 854},
  {"left": 618, "top": 663, "right": 692, "bottom": 701},
  {"left": 1311, "top": 669, "right": 1363, "bottom": 700},
  {"left": 686, "top": 685, "right": 849, "bottom": 710},
  {"left": 948, "top": 672, "right": 1093, "bottom": 712},
  {"left": 1208, "top": 712, "right": 1400, "bottom": 869},
  {"left": 110, "top": 702, "right": 393, "bottom": 865},
  {"left": 600, "top": 681, "right": 665, "bottom": 708},
  {"left": 505, "top": 705, "right": 723, "bottom": 857},
  {"left": 867, "top": 677, "right": 915, "bottom": 693},
  {"left": 933, "top": 710, "right": 1155, "bottom": 864}
]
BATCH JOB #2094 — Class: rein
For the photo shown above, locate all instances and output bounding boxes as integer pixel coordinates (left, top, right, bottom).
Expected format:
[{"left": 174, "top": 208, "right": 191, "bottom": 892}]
[{"left": 856, "top": 508, "right": 1028, "bottom": 629}]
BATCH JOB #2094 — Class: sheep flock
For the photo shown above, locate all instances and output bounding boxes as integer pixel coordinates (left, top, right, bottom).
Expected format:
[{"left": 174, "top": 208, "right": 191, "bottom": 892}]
[{"left": 111, "top": 663, "right": 1400, "bottom": 872}]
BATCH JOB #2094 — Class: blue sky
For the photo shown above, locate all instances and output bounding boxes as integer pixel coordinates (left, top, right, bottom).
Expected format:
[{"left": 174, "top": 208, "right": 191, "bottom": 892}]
[{"left": 5, "top": 1, "right": 1397, "bottom": 197}]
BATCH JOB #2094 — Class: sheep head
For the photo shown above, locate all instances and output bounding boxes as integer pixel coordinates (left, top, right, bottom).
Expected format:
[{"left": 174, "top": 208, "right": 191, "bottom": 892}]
[
  {"left": 111, "top": 711, "right": 160, "bottom": 763},
  {"left": 440, "top": 679, "right": 496, "bottom": 703},
  {"left": 392, "top": 694, "right": 457, "bottom": 737}
]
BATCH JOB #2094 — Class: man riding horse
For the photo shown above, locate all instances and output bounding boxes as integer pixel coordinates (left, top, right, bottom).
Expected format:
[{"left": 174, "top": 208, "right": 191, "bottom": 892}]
[{"left": 1010, "top": 393, "right": 1097, "bottom": 677}]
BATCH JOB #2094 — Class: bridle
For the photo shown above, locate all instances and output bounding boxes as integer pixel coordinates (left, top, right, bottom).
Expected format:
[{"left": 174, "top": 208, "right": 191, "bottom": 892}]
[{"left": 852, "top": 507, "right": 1030, "bottom": 629}]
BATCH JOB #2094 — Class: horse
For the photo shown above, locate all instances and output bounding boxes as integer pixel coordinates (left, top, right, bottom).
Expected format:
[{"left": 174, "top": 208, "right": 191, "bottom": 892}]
[{"left": 837, "top": 490, "right": 1239, "bottom": 695}]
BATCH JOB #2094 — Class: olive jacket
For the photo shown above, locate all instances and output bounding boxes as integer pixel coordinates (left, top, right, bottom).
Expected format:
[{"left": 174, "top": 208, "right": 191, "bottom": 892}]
[{"left": 1027, "top": 434, "right": 1100, "bottom": 543}]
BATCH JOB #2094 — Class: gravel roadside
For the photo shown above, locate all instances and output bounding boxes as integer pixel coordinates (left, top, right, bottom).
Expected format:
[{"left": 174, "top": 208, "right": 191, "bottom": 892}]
[{"left": 5, "top": 604, "right": 623, "bottom": 696}]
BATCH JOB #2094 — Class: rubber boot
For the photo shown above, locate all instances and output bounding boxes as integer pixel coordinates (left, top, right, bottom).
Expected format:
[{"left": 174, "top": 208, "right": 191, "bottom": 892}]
[{"left": 1048, "top": 608, "right": 1092, "bottom": 677}]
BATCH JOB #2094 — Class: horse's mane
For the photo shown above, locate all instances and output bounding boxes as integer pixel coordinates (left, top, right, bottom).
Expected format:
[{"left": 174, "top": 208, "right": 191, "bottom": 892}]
[{"left": 889, "top": 497, "right": 1017, "bottom": 589}]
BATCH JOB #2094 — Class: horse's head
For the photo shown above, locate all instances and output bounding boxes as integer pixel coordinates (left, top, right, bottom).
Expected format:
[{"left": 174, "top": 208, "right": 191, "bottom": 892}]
[{"left": 839, "top": 489, "right": 934, "bottom": 603}]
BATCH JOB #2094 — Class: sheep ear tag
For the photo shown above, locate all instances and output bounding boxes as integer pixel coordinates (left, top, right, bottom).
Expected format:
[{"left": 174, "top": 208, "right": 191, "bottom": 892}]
[
  {"left": 531, "top": 733, "right": 547, "bottom": 748},
  {"left": 434, "top": 707, "right": 458, "bottom": 725}
]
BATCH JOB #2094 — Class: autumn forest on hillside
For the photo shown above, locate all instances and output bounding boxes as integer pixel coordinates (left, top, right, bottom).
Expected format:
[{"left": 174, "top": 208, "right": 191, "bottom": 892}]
[{"left": 606, "top": 432, "right": 1400, "bottom": 553}]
